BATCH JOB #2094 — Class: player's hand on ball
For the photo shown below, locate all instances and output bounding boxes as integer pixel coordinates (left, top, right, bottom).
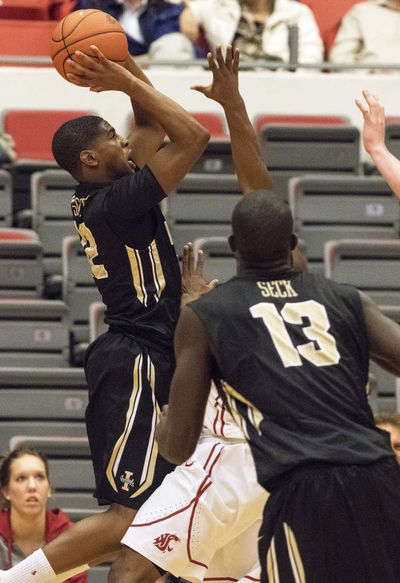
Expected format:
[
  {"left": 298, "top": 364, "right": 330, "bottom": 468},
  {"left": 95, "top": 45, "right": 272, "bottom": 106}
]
[
  {"left": 181, "top": 242, "right": 218, "bottom": 306},
  {"left": 66, "top": 45, "right": 133, "bottom": 93}
]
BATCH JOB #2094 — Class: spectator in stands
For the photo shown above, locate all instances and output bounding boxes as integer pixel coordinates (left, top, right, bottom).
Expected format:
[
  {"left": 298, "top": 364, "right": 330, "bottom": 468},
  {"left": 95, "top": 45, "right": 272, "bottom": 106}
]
[
  {"left": 180, "top": 0, "right": 323, "bottom": 65},
  {"left": 376, "top": 413, "right": 400, "bottom": 464},
  {"left": 0, "top": 447, "right": 87, "bottom": 582},
  {"left": 77, "top": 0, "right": 196, "bottom": 59},
  {"left": 329, "top": 0, "right": 400, "bottom": 72}
]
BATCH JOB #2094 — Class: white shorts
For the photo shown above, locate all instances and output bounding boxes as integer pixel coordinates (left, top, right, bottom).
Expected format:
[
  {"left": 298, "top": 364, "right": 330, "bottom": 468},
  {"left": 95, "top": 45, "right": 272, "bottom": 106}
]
[{"left": 121, "top": 436, "right": 268, "bottom": 582}]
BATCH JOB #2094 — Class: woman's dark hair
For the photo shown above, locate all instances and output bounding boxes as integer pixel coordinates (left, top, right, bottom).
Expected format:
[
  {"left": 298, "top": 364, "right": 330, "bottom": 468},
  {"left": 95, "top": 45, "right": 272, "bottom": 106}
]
[{"left": 0, "top": 447, "right": 50, "bottom": 489}]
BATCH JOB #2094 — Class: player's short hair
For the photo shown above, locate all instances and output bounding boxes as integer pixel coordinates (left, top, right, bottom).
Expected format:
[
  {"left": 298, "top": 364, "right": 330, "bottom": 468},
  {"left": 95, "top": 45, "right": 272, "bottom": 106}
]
[
  {"left": 52, "top": 115, "right": 105, "bottom": 178},
  {"left": 232, "top": 190, "right": 293, "bottom": 263},
  {"left": 375, "top": 412, "right": 400, "bottom": 429}
]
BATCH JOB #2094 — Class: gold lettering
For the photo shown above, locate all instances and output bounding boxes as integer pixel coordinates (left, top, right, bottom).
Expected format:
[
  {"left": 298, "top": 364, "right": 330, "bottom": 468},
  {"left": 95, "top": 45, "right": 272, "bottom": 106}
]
[{"left": 258, "top": 280, "right": 298, "bottom": 298}]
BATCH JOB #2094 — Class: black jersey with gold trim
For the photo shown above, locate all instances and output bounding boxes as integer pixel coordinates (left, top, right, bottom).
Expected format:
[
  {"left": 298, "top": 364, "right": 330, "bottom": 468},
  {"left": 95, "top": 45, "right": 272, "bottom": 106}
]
[
  {"left": 189, "top": 271, "right": 393, "bottom": 490},
  {"left": 71, "top": 166, "right": 181, "bottom": 351}
]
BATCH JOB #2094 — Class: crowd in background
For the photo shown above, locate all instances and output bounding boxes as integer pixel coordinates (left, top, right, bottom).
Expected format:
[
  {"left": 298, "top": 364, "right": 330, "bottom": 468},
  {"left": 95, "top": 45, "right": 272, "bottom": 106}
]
[{"left": 64, "top": 0, "right": 400, "bottom": 71}]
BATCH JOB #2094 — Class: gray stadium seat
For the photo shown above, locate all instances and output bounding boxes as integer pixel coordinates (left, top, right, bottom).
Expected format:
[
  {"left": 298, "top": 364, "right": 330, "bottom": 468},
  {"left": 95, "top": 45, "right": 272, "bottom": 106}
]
[
  {"left": 324, "top": 239, "right": 400, "bottom": 306},
  {"left": 168, "top": 174, "right": 241, "bottom": 255},
  {"left": 0, "top": 422, "right": 87, "bottom": 456},
  {"left": 189, "top": 139, "right": 234, "bottom": 175},
  {"left": 290, "top": 175, "right": 400, "bottom": 272},
  {"left": 31, "top": 169, "right": 77, "bottom": 283},
  {"left": 259, "top": 124, "right": 360, "bottom": 199},
  {"left": 89, "top": 301, "right": 107, "bottom": 342},
  {"left": 62, "top": 235, "right": 102, "bottom": 356},
  {"left": 0, "top": 228, "right": 43, "bottom": 297},
  {"left": 0, "top": 169, "right": 12, "bottom": 226},
  {"left": 0, "top": 299, "right": 70, "bottom": 367}
]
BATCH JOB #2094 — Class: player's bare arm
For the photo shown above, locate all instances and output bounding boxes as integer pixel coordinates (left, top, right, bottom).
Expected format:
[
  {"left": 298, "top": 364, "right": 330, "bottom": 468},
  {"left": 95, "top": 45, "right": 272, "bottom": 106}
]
[
  {"left": 192, "top": 45, "right": 273, "bottom": 194},
  {"left": 156, "top": 307, "right": 212, "bottom": 464},
  {"left": 181, "top": 243, "right": 218, "bottom": 307},
  {"left": 123, "top": 54, "right": 165, "bottom": 169},
  {"left": 360, "top": 291, "right": 400, "bottom": 375},
  {"left": 356, "top": 90, "right": 400, "bottom": 199},
  {"left": 67, "top": 46, "right": 210, "bottom": 194}
]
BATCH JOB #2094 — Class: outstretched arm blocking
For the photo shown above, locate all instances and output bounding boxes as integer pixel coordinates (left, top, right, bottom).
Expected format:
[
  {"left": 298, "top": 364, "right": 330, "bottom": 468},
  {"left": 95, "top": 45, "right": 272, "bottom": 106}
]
[
  {"left": 356, "top": 90, "right": 400, "bottom": 199},
  {"left": 192, "top": 46, "right": 273, "bottom": 194}
]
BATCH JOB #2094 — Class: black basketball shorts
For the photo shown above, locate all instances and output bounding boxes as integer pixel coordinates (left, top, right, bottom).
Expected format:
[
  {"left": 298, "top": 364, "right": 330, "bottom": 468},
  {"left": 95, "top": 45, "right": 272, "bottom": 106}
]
[
  {"left": 84, "top": 329, "right": 176, "bottom": 509},
  {"left": 259, "top": 457, "right": 400, "bottom": 583}
]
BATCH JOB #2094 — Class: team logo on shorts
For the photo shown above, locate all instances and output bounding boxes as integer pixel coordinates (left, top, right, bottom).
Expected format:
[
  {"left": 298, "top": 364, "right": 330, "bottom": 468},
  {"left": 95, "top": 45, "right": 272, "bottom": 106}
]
[
  {"left": 153, "top": 533, "right": 180, "bottom": 553},
  {"left": 120, "top": 470, "right": 135, "bottom": 492}
]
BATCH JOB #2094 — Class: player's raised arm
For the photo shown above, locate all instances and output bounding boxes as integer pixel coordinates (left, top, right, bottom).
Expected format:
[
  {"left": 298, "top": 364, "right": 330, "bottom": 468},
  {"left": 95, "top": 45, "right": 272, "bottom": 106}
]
[
  {"left": 156, "top": 306, "right": 212, "bottom": 464},
  {"left": 67, "top": 46, "right": 210, "bottom": 194},
  {"left": 123, "top": 54, "right": 165, "bottom": 169},
  {"left": 356, "top": 90, "right": 400, "bottom": 199},
  {"left": 192, "top": 45, "right": 273, "bottom": 194}
]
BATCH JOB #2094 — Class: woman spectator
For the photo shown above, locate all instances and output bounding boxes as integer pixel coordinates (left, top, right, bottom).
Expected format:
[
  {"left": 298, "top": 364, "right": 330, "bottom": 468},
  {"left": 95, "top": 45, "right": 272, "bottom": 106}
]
[
  {"left": 0, "top": 447, "right": 87, "bottom": 581},
  {"left": 180, "top": 0, "right": 323, "bottom": 64}
]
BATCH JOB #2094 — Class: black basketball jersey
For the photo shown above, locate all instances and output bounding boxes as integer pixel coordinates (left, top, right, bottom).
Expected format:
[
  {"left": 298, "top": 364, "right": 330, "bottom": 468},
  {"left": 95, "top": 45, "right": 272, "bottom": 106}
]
[
  {"left": 189, "top": 270, "right": 393, "bottom": 490},
  {"left": 71, "top": 166, "right": 181, "bottom": 351}
]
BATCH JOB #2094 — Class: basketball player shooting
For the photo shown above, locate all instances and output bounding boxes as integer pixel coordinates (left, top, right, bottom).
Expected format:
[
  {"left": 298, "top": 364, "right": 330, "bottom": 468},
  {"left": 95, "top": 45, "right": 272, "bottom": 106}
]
[{"left": 0, "top": 46, "right": 211, "bottom": 582}]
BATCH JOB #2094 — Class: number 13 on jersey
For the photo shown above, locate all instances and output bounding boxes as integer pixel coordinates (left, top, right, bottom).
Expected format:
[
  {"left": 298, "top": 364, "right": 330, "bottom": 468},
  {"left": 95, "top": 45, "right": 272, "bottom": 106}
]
[{"left": 250, "top": 300, "right": 340, "bottom": 368}]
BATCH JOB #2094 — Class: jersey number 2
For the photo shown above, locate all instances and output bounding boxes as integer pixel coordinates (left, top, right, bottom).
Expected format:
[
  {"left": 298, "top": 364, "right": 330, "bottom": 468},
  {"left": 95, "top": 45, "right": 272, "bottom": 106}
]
[
  {"left": 250, "top": 300, "right": 340, "bottom": 368},
  {"left": 76, "top": 223, "right": 108, "bottom": 279}
]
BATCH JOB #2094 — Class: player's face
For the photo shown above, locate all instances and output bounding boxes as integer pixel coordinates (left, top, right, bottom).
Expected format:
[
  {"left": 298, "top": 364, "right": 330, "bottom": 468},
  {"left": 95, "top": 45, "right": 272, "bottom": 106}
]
[
  {"left": 378, "top": 423, "right": 400, "bottom": 464},
  {"left": 93, "top": 122, "right": 137, "bottom": 180},
  {"left": 1, "top": 455, "right": 51, "bottom": 518}
]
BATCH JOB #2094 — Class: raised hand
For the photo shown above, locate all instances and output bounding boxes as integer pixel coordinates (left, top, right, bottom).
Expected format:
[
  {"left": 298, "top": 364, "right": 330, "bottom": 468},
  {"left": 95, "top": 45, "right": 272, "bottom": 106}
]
[
  {"left": 355, "top": 89, "right": 386, "bottom": 155},
  {"left": 191, "top": 45, "right": 240, "bottom": 107},
  {"left": 181, "top": 243, "right": 218, "bottom": 306},
  {"left": 66, "top": 45, "right": 134, "bottom": 93}
]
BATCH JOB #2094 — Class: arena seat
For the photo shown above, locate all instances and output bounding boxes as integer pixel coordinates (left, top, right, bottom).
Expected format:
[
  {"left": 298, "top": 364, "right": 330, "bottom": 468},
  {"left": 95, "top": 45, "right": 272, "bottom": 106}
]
[
  {"left": 128, "top": 111, "right": 228, "bottom": 139},
  {"left": 257, "top": 122, "right": 360, "bottom": 200},
  {"left": 31, "top": 169, "right": 77, "bottom": 291},
  {"left": 290, "top": 175, "right": 400, "bottom": 272},
  {"left": 0, "top": 0, "right": 71, "bottom": 20},
  {"left": 253, "top": 114, "right": 350, "bottom": 135},
  {"left": 324, "top": 239, "right": 400, "bottom": 306},
  {"left": 190, "top": 139, "right": 234, "bottom": 175},
  {"left": 0, "top": 19, "right": 55, "bottom": 55},
  {"left": 89, "top": 301, "right": 107, "bottom": 343},
  {"left": 0, "top": 228, "right": 44, "bottom": 297},
  {"left": 0, "top": 170, "right": 13, "bottom": 227},
  {"left": 168, "top": 173, "right": 241, "bottom": 255},
  {"left": 62, "top": 235, "right": 102, "bottom": 360},
  {"left": 0, "top": 298, "right": 70, "bottom": 367}
]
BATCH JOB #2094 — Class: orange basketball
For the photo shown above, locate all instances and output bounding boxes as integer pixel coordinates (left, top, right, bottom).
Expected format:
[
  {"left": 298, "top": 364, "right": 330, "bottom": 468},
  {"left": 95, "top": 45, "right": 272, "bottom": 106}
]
[{"left": 51, "top": 9, "right": 128, "bottom": 83}]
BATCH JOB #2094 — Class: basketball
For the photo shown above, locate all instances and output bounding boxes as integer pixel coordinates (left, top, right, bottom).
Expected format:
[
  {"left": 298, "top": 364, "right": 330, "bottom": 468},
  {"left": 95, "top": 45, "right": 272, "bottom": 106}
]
[{"left": 51, "top": 9, "right": 128, "bottom": 83}]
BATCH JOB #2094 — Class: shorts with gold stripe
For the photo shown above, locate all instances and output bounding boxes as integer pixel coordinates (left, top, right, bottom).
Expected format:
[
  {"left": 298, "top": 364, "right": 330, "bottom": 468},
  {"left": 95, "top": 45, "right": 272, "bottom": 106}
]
[
  {"left": 259, "top": 457, "right": 400, "bottom": 583},
  {"left": 84, "top": 329, "right": 176, "bottom": 509}
]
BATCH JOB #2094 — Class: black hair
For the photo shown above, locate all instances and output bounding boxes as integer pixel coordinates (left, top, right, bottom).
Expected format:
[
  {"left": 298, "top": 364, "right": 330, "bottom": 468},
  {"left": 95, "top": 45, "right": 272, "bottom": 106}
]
[
  {"left": 52, "top": 115, "right": 105, "bottom": 178},
  {"left": 0, "top": 447, "right": 50, "bottom": 491},
  {"left": 232, "top": 190, "right": 293, "bottom": 263}
]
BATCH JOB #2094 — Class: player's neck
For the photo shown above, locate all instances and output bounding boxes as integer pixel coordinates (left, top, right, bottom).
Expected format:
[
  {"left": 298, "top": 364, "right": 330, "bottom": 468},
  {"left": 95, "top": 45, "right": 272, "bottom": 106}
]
[{"left": 238, "top": 258, "right": 292, "bottom": 276}]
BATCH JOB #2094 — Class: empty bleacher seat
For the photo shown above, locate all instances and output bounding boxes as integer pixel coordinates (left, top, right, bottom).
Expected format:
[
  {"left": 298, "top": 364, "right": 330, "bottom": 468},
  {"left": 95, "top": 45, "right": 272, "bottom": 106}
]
[
  {"left": 0, "top": 228, "right": 43, "bottom": 297},
  {"left": 31, "top": 169, "right": 77, "bottom": 288},
  {"left": 62, "top": 235, "right": 102, "bottom": 357},
  {"left": 190, "top": 140, "right": 234, "bottom": 175},
  {"left": 290, "top": 175, "right": 400, "bottom": 272},
  {"left": 89, "top": 301, "right": 107, "bottom": 343},
  {"left": 168, "top": 173, "right": 241, "bottom": 254},
  {"left": 257, "top": 119, "right": 360, "bottom": 199},
  {"left": 0, "top": 170, "right": 12, "bottom": 227},
  {"left": 0, "top": 298, "right": 70, "bottom": 367},
  {"left": 324, "top": 239, "right": 400, "bottom": 305}
]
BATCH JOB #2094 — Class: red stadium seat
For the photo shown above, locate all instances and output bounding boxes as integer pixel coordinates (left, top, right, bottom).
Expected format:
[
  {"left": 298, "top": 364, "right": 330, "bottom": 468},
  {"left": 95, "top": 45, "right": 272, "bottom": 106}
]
[
  {"left": 0, "top": 19, "right": 55, "bottom": 57},
  {"left": 128, "top": 111, "right": 228, "bottom": 138},
  {"left": 0, "top": 0, "right": 72, "bottom": 20},
  {"left": 3, "top": 109, "right": 93, "bottom": 161},
  {"left": 254, "top": 114, "right": 349, "bottom": 134}
]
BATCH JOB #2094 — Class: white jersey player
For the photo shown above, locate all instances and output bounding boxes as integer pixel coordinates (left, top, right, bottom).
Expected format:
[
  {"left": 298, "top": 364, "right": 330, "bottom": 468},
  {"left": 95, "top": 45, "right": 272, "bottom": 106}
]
[{"left": 120, "top": 384, "right": 267, "bottom": 582}]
